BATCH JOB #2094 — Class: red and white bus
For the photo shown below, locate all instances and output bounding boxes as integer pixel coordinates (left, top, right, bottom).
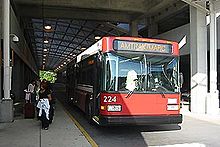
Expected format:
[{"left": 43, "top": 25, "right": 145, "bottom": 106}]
[{"left": 66, "top": 37, "right": 182, "bottom": 125}]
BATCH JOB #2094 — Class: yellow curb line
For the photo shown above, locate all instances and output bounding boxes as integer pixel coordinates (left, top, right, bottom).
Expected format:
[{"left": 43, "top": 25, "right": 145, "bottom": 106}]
[{"left": 63, "top": 106, "right": 98, "bottom": 147}]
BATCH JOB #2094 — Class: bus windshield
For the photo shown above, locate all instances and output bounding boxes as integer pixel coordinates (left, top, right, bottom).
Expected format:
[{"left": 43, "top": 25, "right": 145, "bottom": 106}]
[{"left": 104, "top": 53, "right": 179, "bottom": 93}]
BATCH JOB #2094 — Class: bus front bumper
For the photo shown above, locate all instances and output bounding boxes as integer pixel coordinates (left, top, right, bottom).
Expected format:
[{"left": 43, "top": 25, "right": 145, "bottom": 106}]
[{"left": 99, "top": 114, "right": 182, "bottom": 126}]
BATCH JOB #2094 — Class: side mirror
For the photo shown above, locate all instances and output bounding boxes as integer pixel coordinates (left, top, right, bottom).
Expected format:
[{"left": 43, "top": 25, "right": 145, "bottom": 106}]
[
  {"left": 179, "top": 73, "right": 184, "bottom": 88},
  {"left": 96, "top": 52, "right": 104, "bottom": 68}
]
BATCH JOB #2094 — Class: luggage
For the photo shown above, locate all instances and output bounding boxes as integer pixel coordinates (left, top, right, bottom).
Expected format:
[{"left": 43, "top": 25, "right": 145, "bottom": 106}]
[{"left": 24, "top": 103, "right": 35, "bottom": 118}]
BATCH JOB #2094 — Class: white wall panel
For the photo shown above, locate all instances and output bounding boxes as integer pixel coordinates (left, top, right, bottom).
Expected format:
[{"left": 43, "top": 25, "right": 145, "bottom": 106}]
[
  {"left": 10, "top": 7, "right": 38, "bottom": 74},
  {"left": 154, "top": 24, "right": 190, "bottom": 55}
]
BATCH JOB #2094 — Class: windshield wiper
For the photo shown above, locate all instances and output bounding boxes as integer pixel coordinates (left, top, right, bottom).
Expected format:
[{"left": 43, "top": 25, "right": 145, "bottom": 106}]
[
  {"left": 152, "top": 86, "right": 166, "bottom": 98},
  {"left": 125, "top": 90, "right": 134, "bottom": 98},
  {"left": 155, "top": 86, "right": 166, "bottom": 98},
  {"left": 108, "top": 79, "right": 115, "bottom": 91}
]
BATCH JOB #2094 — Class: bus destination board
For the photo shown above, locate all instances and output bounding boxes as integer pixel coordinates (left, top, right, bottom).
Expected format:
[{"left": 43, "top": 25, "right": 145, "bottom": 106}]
[{"left": 113, "top": 40, "right": 172, "bottom": 54}]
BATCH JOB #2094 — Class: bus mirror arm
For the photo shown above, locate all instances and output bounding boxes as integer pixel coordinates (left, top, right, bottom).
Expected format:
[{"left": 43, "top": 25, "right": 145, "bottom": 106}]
[
  {"left": 98, "top": 51, "right": 103, "bottom": 62},
  {"left": 97, "top": 51, "right": 104, "bottom": 68},
  {"left": 179, "top": 72, "right": 184, "bottom": 88}
]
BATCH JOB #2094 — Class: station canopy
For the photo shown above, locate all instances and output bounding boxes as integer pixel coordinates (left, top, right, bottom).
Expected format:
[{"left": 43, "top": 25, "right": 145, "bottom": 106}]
[{"left": 12, "top": 0, "right": 190, "bottom": 72}]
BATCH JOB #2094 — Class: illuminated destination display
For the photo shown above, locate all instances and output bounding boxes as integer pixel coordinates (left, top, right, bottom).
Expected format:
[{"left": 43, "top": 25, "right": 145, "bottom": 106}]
[{"left": 113, "top": 40, "right": 172, "bottom": 54}]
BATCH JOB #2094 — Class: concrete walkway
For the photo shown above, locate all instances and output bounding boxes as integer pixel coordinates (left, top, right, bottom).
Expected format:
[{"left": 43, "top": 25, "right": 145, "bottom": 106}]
[
  {"left": 181, "top": 104, "right": 220, "bottom": 125},
  {"left": 0, "top": 101, "right": 91, "bottom": 147}
]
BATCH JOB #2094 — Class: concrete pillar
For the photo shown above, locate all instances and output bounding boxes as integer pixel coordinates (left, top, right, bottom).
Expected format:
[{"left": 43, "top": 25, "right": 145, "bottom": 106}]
[
  {"left": 0, "top": 99, "right": 13, "bottom": 122},
  {"left": 3, "top": 0, "right": 11, "bottom": 99},
  {"left": 129, "top": 20, "right": 138, "bottom": 37},
  {"left": 0, "top": 0, "right": 13, "bottom": 122},
  {"left": 148, "top": 18, "right": 158, "bottom": 37},
  {"left": 0, "top": 0, "right": 2, "bottom": 100},
  {"left": 190, "top": 5, "right": 208, "bottom": 114},
  {"left": 207, "top": 2, "right": 219, "bottom": 115}
]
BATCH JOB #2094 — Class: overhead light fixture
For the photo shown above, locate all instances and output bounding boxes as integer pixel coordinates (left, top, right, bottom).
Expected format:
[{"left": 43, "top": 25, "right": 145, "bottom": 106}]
[
  {"left": 44, "top": 39, "right": 49, "bottom": 44},
  {"left": 43, "top": 58, "right": 46, "bottom": 60},
  {"left": 43, "top": 61, "right": 45, "bottom": 64},
  {"left": 44, "top": 37, "right": 49, "bottom": 44},
  {"left": 10, "top": 34, "right": 19, "bottom": 43},
  {"left": 64, "top": 62, "right": 66, "bottom": 65},
  {"left": 44, "top": 25, "right": 52, "bottom": 30},
  {"left": 43, "top": 49, "right": 48, "bottom": 52},
  {"left": 95, "top": 36, "right": 101, "bottom": 40},
  {"left": 43, "top": 54, "right": 46, "bottom": 57},
  {"left": 81, "top": 47, "right": 86, "bottom": 50}
]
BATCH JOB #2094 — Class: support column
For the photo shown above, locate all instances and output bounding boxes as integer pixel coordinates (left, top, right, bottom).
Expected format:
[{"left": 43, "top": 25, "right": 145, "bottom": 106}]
[
  {"left": 0, "top": 0, "right": 13, "bottom": 122},
  {"left": 3, "top": 0, "right": 11, "bottom": 99},
  {"left": 0, "top": 3, "right": 2, "bottom": 101},
  {"left": 207, "top": 2, "right": 219, "bottom": 115},
  {"left": 190, "top": 5, "right": 208, "bottom": 114},
  {"left": 129, "top": 20, "right": 138, "bottom": 37}
]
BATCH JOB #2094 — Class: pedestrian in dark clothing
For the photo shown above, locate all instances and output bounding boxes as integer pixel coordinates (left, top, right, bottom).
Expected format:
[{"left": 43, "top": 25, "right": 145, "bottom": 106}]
[
  {"left": 41, "top": 79, "right": 55, "bottom": 124},
  {"left": 37, "top": 82, "right": 52, "bottom": 130},
  {"left": 35, "top": 77, "right": 41, "bottom": 101}
]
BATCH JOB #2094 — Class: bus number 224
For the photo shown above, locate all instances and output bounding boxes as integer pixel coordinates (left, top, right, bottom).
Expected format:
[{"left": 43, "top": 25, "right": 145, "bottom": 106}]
[{"left": 103, "top": 96, "right": 117, "bottom": 103}]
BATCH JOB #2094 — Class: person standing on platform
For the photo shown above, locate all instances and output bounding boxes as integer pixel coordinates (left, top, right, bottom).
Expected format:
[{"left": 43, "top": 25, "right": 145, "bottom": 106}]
[
  {"left": 35, "top": 78, "right": 41, "bottom": 101},
  {"left": 25, "top": 80, "right": 36, "bottom": 104},
  {"left": 37, "top": 82, "right": 52, "bottom": 130},
  {"left": 41, "top": 79, "right": 55, "bottom": 124}
]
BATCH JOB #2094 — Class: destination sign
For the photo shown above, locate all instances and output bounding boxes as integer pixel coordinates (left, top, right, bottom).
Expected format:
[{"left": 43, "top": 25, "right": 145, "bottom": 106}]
[{"left": 113, "top": 40, "right": 172, "bottom": 54}]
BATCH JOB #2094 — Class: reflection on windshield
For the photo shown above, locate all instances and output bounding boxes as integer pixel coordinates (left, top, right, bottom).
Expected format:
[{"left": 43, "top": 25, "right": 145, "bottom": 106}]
[
  {"left": 125, "top": 70, "right": 138, "bottom": 91},
  {"left": 104, "top": 53, "right": 179, "bottom": 93}
]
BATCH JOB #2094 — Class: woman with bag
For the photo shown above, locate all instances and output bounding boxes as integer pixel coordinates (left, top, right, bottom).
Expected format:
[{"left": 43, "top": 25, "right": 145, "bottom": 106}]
[{"left": 24, "top": 80, "right": 36, "bottom": 103}]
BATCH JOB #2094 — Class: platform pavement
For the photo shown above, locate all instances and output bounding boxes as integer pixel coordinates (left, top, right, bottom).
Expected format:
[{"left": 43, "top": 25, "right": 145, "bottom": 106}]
[
  {"left": 180, "top": 104, "right": 220, "bottom": 125},
  {"left": 0, "top": 101, "right": 91, "bottom": 147}
]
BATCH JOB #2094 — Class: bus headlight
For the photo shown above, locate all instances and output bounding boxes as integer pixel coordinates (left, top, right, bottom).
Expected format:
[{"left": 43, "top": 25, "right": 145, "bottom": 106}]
[
  {"left": 167, "top": 98, "right": 177, "bottom": 104},
  {"left": 107, "top": 105, "right": 122, "bottom": 112}
]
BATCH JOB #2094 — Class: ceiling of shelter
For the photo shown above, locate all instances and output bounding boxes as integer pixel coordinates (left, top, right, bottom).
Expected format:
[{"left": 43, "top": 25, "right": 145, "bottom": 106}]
[{"left": 12, "top": 0, "right": 189, "bottom": 72}]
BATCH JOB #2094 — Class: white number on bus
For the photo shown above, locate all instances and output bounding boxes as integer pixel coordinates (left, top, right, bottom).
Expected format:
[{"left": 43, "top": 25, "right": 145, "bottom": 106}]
[{"left": 103, "top": 96, "right": 117, "bottom": 103}]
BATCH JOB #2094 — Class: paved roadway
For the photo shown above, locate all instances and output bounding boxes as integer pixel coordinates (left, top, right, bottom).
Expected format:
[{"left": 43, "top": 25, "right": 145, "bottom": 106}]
[{"left": 53, "top": 87, "right": 219, "bottom": 147}]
